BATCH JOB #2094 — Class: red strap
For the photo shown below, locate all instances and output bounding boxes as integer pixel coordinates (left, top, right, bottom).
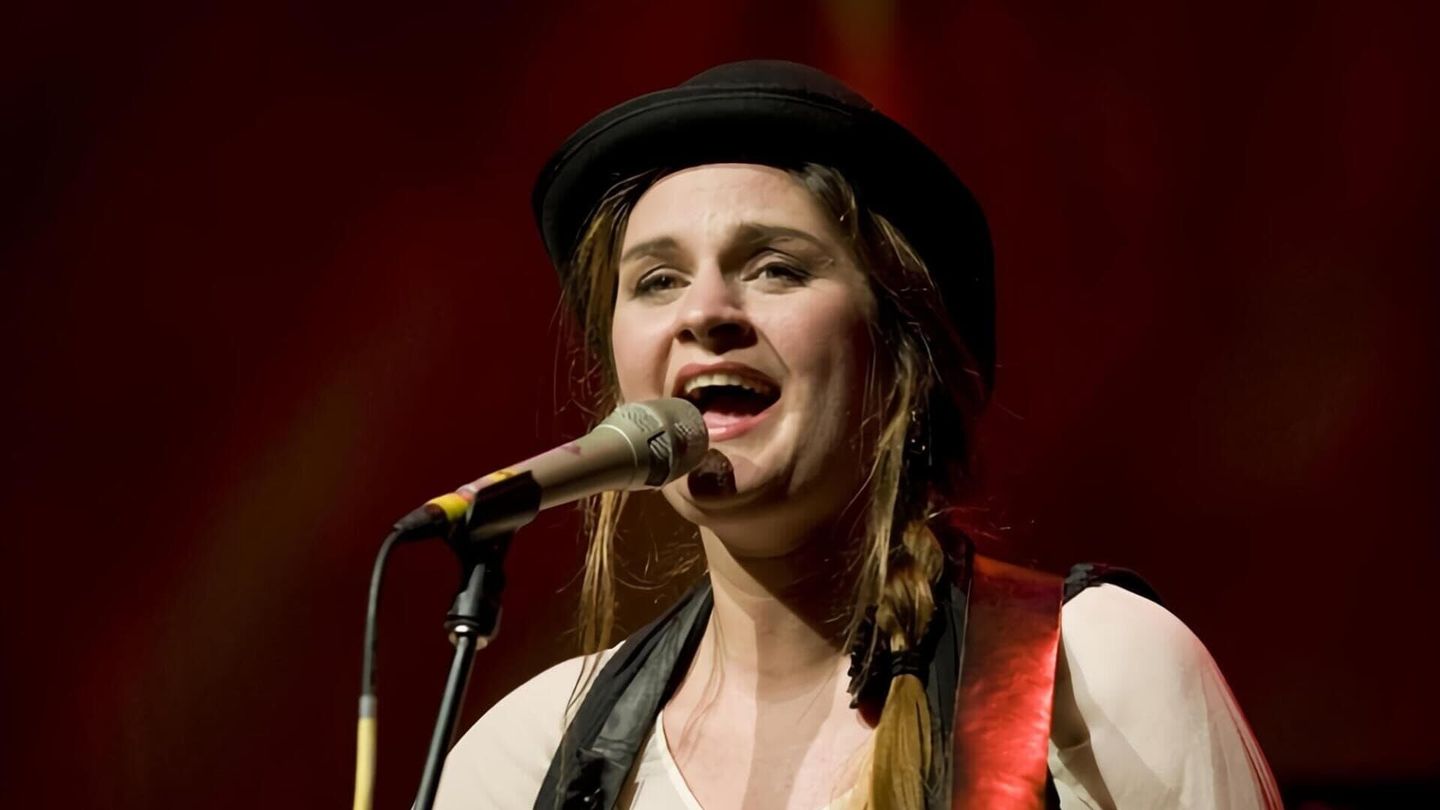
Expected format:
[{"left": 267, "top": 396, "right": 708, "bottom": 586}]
[{"left": 951, "top": 554, "right": 1064, "bottom": 810}]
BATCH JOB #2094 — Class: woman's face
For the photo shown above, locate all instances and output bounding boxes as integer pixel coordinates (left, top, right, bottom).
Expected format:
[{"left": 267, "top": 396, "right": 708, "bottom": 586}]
[{"left": 611, "top": 164, "right": 876, "bottom": 552}]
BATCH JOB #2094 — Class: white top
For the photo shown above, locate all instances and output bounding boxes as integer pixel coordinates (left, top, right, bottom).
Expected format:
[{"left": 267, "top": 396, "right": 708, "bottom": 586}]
[
  {"left": 435, "top": 585, "right": 1282, "bottom": 809},
  {"left": 621, "top": 716, "right": 854, "bottom": 810}
]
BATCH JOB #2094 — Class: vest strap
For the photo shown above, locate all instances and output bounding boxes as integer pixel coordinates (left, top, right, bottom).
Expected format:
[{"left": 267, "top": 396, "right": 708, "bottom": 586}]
[{"left": 950, "top": 554, "right": 1064, "bottom": 810}]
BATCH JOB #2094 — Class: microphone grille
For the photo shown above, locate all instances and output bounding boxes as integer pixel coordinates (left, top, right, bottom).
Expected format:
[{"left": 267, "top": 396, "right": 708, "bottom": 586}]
[{"left": 609, "top": 398, "right": 709, "bottom": 487}]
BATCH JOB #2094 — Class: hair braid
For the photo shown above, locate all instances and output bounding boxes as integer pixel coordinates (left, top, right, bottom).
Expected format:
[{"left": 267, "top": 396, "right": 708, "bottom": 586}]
[
  {"left": 866, "top": 516, "right": 945, "bottom": 809},
  {"left": 850, "top": 310, "right": 947, "bottom": 809}
]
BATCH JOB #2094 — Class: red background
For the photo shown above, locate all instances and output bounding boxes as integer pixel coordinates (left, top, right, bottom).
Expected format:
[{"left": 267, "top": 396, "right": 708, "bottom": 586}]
[{"left": 4, "top": 1, "right": 1437, "bottom": 806}]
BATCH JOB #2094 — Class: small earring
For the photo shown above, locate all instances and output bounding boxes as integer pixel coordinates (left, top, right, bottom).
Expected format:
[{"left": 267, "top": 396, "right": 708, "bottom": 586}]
[{"left": 905, "top": 408, "right": 931, "bottom": 461}]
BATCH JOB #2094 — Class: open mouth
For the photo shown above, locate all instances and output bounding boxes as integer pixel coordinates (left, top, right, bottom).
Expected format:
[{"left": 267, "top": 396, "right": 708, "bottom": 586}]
[{"left": 677, "top": 369, "right": 781, "bottom": 437}]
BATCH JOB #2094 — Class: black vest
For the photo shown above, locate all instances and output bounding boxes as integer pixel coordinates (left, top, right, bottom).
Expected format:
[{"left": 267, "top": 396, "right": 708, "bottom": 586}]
[{"left": 531, "top": 562, "right": 1158, "bottom": 810}]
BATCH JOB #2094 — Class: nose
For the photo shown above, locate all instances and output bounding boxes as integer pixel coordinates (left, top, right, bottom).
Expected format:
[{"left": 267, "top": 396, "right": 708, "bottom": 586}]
[{"left": 674, "top": 267, "right": 755, "bottom": 352}]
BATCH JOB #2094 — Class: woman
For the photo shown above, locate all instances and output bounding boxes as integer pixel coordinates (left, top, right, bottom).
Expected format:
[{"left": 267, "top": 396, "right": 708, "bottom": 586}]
[{"left": 435, "top": 61, "right": 1280, "bottom": 810}]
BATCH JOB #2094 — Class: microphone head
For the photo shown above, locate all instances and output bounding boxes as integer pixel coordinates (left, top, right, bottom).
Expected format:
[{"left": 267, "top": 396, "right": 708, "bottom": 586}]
[{"left": 602, "top": 398, "right": 709, "bottom": 487}]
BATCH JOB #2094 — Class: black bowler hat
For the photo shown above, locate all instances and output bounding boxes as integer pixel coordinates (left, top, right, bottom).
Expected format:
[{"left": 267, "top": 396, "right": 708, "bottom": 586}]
[{"left": 532, "top": 59, "right": 996, "bottom": 391}]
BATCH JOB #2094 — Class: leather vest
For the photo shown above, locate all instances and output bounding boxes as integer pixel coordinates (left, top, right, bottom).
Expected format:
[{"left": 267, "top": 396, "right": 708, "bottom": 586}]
[{"left": 530, "top": 557, "right": 1157, "bottom": 810}]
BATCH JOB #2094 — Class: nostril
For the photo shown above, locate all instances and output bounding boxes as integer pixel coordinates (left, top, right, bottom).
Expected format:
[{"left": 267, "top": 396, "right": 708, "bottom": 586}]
[
  {"left": 693, "top": 319, "right": 754, "bottom": 350},
  {"left": 705, "top": 320, "right": 746, "bottom": 337}
]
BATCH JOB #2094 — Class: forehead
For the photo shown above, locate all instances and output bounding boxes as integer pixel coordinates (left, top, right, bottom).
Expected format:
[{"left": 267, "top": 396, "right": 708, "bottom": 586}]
[{"left": 622, "top": 164, "right": 840, "bottom": 247}]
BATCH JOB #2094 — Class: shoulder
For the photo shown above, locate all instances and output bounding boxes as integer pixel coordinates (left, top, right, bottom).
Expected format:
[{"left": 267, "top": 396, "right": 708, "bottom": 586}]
[
  {"left": 1050, "top": 584, "right": 1282, "bottom": 809},
  {"left": 434, "top": 649, "right": 616, "bottom": 810},
  {"left": 1058, "top": 582, "right": 1207, "bottom": 715}
]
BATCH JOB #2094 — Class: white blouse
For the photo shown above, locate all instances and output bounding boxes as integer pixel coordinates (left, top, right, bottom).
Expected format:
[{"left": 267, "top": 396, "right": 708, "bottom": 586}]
[
  {"left": 434, "top": 584, "right": 1282, "bottom": 809},
  {"left": 620, "top": 717, "right": 853, "bottom": 810}
]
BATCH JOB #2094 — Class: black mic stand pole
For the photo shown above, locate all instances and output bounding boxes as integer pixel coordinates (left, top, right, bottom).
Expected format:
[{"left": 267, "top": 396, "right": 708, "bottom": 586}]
[{"left": 413, "top": 473, "right": 540, "bottom": 810}]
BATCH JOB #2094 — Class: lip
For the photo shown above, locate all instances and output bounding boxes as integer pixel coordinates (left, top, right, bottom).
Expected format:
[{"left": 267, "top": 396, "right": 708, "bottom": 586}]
[
  {"left": 671, "top": 361, "right": 781, "bottom": 397},
  {"left": 671, "top": 361, "right": 781, "bottom": 442}
]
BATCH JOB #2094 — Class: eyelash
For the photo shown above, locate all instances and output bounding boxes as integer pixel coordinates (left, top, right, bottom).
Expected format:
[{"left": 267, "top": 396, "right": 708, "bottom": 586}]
[
  {"left": 634, "top": 271, "right": 681, "bottom": 296},
  {"left": 757, "top": 261, "right": 809, "bottom": 283},
  {"left": 633, "top": 261, "right": 810, "bottom": 296}
]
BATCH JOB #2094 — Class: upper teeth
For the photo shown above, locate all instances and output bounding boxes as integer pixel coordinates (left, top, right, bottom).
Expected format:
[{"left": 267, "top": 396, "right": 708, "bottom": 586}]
[{"left": 682, "top": 372, "right": 775, "bottom": 397}]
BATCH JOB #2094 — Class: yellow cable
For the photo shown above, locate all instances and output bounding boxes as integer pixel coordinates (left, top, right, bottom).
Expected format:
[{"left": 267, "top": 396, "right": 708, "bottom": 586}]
[{"left": 352, "top": 713, "right": 376, "bottom": 810}]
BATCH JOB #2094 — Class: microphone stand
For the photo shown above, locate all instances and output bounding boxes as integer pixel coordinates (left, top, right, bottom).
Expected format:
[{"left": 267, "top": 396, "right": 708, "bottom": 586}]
[{"left": 412, "top": 473, "right": 541, "bottom": 810}]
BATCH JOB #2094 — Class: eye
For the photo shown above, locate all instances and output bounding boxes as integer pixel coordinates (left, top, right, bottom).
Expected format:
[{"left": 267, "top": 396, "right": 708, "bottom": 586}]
[
  {"left": 754, "top": 260, "right": 810, "bottom": 285},
  {"left": 633, "top": 268, "right": 685, "bottom": 297}
]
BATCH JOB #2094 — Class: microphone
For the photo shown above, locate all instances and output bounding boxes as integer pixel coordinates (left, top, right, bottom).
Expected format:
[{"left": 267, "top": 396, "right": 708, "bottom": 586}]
[{"left": 393, "top": 397, "right": 708, "bottom": 541}]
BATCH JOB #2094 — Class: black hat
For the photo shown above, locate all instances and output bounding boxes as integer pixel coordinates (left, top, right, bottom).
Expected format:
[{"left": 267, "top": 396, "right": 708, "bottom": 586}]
[{"left": 533, "top": 60, "right": 995, "bottom": 391}]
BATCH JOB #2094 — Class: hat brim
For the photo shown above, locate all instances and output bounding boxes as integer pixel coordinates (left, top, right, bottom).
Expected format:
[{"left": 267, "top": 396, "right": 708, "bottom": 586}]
[{"left": 532, "top": 84, "right": 995, "bottom": 389}]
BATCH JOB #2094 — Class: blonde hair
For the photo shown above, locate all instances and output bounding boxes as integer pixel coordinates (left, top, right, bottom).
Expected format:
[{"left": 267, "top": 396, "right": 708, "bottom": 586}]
[{"left": 561, "top": 163, "right": 985, "bottom": 809}]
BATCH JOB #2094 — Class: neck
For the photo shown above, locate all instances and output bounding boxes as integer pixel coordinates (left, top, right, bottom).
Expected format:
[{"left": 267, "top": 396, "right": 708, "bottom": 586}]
[{"left": 695, "top": 521, "right": 857, "bottom": 697}]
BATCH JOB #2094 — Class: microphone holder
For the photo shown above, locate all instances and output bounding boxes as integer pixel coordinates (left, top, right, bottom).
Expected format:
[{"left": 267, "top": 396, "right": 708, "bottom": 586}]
[{"left": 412, "top": 472, "right": 541, "bottom": 810}]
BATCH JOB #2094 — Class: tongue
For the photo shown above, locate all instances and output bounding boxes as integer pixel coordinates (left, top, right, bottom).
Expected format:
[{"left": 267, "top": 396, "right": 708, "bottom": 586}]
[
  {"left": 699, "top": 390, "right": 770, "bottom": 430},
  {"left": 703, "top": 411, "right": 749, "bottom": 430}
]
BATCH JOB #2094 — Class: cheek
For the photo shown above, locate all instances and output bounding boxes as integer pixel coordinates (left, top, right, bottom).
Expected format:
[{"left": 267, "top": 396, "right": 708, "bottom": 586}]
[
  {"left": 773, "top": 300, "right": 873, "bottom": 403},
  {"left": 609, "top": 305, "right": 671, "bottom": 402}
]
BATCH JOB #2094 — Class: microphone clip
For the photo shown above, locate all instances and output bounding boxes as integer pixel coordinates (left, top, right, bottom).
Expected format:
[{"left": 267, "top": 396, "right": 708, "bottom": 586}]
[{"left": 442, "top": 470, "right": 542, "bottom": 643}]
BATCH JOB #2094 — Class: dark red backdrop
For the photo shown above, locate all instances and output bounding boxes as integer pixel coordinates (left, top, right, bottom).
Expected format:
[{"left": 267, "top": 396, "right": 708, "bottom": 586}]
[{"left": 4, "top": 1, "right": 1437, "bottom": 807}]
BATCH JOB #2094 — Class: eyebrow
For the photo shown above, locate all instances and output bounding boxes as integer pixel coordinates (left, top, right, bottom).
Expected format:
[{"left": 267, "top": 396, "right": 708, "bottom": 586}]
[
  {"left": 618, "top": 223, "right": 833, "bottom": 266},
  {"left": 732, "top": 223, "right": 830, "bottom": 255},
  {"left": 619, "top": 236, "right": 681, "bottom": 265}
]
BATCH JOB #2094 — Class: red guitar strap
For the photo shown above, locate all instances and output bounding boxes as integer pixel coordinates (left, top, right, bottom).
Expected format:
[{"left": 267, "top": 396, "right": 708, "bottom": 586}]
[{"left": 950, "top": 554, "right": 1064, "bottom": 810}]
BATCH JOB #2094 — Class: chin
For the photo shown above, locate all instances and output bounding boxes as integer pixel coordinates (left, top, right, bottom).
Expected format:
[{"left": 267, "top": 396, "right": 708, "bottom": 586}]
[
  {"left": 661, "top": 471, "right": 770, "bottom": 520},
  {"left": 660, "top": 472, "right": 845, "bottom": 559}
]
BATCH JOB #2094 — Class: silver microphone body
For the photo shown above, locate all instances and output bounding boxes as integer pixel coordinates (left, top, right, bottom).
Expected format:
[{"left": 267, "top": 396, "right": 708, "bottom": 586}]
[
  {"left": 461, "top": 397, "right": 709, "bottom": 508},
  {"left": 397, "top": 398, "right": 708, "bottom": 539}
]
